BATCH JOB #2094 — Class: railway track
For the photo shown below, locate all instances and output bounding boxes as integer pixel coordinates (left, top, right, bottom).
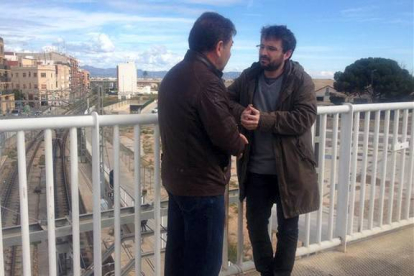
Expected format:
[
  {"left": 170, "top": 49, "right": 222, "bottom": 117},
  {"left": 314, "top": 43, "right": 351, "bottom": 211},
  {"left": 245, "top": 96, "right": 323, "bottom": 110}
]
[
  {"left": 1, "top": 106, "right": 91, "bottom": 275},
  {"left": 53, "top": 130, "right": 71, "bottom": 218},
  {"left": 1, "top": 131, "right": 44, "bottom": 276}
]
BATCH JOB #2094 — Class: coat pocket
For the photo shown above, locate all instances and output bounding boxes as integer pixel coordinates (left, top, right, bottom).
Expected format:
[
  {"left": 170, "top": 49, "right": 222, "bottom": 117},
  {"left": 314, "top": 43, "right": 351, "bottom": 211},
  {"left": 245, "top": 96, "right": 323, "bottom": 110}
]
[{"left": 295, "top": 137, "right": 317, "bottom": 167}]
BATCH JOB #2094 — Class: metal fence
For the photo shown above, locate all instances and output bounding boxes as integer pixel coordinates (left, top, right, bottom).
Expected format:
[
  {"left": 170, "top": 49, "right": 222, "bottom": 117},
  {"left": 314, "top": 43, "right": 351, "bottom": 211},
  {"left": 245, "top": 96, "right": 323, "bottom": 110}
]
[{"left": 0, "top": 102, "right": 413, "bottom": 276}]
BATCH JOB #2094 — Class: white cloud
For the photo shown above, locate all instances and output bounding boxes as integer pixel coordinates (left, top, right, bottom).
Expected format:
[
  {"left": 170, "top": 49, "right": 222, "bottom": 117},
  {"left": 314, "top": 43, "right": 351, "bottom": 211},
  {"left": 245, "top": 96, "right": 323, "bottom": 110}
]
[
  {"left": 42, "top": 45, "right": 59, "bottom": 52},
  {"left": 93, "top": 33, "right": 115, "bottom": 52},
  {"left": 307, "top": 70, "right": 335, "bottom": 79},
  {"left": 137, "top": 45, "right": 183, "bottom": 70},
  {"left": 182, "top": 0, "right": 245, "bottom": 6},
  {"left": 106, "top": 1, "right": 205, "bottom": 16},
  {"left": 340, "top": 6, "right": 382, "bottom": 22}
]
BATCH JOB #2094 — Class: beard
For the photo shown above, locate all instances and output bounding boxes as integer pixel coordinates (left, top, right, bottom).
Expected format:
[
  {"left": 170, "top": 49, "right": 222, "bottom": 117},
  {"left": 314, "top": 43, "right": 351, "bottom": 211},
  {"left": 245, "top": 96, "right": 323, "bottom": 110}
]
[{"left": 259, "top": 55, "right": 283, "bottom": 72}]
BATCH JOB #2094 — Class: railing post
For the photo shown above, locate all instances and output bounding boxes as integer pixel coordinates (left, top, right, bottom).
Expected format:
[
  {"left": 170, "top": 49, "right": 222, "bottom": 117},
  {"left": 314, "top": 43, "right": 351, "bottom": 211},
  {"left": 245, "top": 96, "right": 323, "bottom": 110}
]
[
  {"left": 0, "top": 194, "right": 3, "bottom": 276},
  {"left": 134, "top": 124, "right": 142, "bottom": 276},
  {"left": 92, "top": 112, "right": 102, "bottom": 276},
  {"left": 70, "top": 127, "right": 81, "bottom": 276},
  {"left": 45, "top": 129, "right": 57, "bottom": 276},
  {"left": 113, "top": 125, "right": 121, "bottom": 276},
  {"left": 154, "top": 125, "right": 161, "bottom": 276},
  {"left": 222, "top": 185, "right": 229, "bottom": 271},
  {"left": 335, "top": 104, "right": 353, "bottom": 252}
]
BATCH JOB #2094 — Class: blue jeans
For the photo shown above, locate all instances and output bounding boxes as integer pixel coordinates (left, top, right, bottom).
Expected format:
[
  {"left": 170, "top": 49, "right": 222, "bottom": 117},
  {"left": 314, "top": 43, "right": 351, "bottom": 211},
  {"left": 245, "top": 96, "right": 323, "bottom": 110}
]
[
  {"left": 246, "top": 173, "right": 299, "bottom": 276},
  {"left": 164, "top": 192, "right": 225, "bottom": 276}
]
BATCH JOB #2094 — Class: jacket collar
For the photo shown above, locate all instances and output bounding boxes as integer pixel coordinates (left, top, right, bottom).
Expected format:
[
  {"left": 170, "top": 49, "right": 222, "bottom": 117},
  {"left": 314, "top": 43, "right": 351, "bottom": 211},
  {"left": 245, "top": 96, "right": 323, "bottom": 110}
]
[
  {"left": 246, "top": 60, "right": 297, "bottom": 108},
  {"left": 184, "top": 50, "right": 223, "bottom": 78}
]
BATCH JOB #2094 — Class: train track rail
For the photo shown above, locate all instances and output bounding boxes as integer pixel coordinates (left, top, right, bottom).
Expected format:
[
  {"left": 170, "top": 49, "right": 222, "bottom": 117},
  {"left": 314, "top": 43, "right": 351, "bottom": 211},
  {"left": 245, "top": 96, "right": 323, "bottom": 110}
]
[{"left": 1, "top": 131, "right": 43, "bottom": 276}]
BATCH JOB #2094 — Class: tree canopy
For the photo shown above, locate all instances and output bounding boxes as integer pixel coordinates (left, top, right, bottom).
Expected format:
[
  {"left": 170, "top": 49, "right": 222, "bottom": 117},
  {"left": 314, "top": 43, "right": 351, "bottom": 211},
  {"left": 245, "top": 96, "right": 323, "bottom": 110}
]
[
  {"left": 13, "top": 89, "right": 25, "bottom": 101},
  {"left": 333, "top": 58, "right": 414, "bottom": 102}
]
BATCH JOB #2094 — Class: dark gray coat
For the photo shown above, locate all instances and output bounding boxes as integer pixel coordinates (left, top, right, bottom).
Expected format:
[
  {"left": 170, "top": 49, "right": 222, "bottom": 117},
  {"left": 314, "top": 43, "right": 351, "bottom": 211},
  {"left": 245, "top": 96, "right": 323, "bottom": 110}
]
[{"left": 228, "top": 60, "right": 320, "bottom": 218}]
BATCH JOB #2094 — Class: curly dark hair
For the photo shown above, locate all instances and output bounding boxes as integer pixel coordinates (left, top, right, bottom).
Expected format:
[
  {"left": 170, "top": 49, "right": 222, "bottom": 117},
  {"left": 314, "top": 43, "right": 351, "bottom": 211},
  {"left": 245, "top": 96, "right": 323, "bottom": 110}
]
[{"left": 261, "top": 25, "right": 296, "bottom": 54}]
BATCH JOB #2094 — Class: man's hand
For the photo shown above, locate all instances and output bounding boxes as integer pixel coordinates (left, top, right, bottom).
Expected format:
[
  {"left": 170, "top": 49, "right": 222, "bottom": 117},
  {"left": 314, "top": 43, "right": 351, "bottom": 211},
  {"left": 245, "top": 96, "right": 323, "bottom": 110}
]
[
  {"left": 241, "top": 104, "right": 260, "bottom": 130},
  {"left": 238, "top": 133, "right": 248, "bottom": 159},
  {"left": 239, "top": 133, "right": 248, "bottom": 145}
]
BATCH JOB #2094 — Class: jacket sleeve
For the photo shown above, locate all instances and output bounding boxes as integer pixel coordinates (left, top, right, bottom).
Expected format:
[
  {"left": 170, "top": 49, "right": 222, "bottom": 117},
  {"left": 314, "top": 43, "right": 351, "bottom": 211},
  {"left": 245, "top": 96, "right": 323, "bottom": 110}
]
[
  {"left": 227, "top": 73, "right": 247, "bottom": 124},
  {"left": 198, "top": 81, "right": 246, "bottom": 156},
  {"left": 258, "top": 75, "right": 317, "bottom": 135}
]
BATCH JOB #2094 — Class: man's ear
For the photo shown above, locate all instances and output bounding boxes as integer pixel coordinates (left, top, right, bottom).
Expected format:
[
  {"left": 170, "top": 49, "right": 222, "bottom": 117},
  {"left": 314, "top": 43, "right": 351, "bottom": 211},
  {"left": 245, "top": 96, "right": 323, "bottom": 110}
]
[
  {"left": 283, "top": 50, "right": 293, "bottom": 61},
  {"left": 216, "top": 40, "right": 224, "bottom": 57}
]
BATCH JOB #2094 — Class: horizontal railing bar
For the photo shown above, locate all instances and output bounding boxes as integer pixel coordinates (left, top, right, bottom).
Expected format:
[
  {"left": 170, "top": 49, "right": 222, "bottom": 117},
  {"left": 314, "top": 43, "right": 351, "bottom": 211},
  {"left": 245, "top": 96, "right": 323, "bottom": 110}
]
[
  {"left": 347, "top": 219, "right": 413, "bottom": 243},
  {"left": 1, "top": 103, "right": 411, "bottom": 132},
  {"left": 1, "top": 190, "right": 241, "bottom": 247},
  {"left": 0, "top": 116, "right": 94, "bottom": 132},
  {"left": 317, "top": 105, "right": 350, "bottom": 114},
  {"left": 99, "top": 113, "right": 157, "bottom": 126},
  {"left": 351, "top": 102, "right": 414, "bottom": 112},
  {"left": 0, "top": 113, "right": 158, "bottom": 132}
]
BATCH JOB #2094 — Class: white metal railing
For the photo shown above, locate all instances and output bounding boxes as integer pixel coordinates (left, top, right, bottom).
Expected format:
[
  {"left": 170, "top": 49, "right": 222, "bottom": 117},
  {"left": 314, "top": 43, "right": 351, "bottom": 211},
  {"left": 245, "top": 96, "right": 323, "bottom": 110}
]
[{"left": 0, "top": 102, "right": 412, "bottom": 276}]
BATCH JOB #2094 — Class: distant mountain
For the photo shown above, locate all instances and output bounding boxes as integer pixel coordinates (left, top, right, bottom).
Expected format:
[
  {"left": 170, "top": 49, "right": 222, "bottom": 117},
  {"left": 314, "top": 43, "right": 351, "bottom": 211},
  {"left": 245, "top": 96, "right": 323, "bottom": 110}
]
[
  {"left": 81, "top": 65, "right": 240, "bottom": 79},
  {"left": 81, "top": 66, "right": 117, "bottom": 77},
  {"left": 223, "top": 72, "right": 241, "bottom": 79}
]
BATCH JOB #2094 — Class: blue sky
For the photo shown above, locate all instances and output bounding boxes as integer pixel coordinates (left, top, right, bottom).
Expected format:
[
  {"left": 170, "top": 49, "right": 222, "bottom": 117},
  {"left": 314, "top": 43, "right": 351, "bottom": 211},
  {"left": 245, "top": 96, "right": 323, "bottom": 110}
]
[{"left": 0, "top": 0, "right": 412, "bottom": 78}]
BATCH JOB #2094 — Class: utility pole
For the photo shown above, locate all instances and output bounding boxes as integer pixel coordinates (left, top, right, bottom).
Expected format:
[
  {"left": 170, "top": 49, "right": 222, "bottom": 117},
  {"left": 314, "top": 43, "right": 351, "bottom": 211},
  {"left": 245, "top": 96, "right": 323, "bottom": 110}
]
[{"left": 97, "top": 86, "right": 106, "bottom": 200}]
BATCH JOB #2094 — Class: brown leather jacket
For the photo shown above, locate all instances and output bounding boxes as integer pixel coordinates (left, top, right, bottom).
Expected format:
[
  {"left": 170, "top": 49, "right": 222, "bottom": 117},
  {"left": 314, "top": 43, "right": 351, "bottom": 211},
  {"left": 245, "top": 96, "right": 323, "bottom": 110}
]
[
  {"left": 158, "top": 50, "right": 245, "bottom": 196},
  {"left": 228, "top": 60, "right": 320, "bottom": 218}
]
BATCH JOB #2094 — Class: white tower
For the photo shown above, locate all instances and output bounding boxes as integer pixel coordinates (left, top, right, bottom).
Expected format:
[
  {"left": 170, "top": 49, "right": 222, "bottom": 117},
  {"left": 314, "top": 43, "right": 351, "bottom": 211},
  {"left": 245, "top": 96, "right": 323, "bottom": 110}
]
[{"left": 117, "top": 61, "right": 137, "bottom": 100}]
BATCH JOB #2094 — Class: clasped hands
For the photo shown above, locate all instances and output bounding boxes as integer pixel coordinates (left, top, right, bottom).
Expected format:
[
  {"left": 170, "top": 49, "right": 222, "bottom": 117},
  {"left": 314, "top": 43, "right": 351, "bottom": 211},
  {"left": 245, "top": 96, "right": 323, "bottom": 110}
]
[
  {"left": 241, "top": 104, "right": 260, "bottom": 130},
  {"left": 236, "top": 105, "right": 260, "bottom": 159}
]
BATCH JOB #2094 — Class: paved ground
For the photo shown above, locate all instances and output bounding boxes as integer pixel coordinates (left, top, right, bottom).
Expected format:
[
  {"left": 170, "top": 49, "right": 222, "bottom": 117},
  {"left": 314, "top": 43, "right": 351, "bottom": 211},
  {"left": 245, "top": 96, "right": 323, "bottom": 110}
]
[{"left": 245, "top": 225, "right": 414, "bottom": 276}]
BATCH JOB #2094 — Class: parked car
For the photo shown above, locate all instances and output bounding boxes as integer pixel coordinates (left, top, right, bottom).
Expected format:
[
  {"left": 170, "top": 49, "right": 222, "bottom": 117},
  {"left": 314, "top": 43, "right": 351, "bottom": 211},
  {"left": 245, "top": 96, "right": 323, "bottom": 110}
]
[
  {"left": 151, "top": 108, "right": 158, "bottom": 113},
  {"left": 11, "top": 109, "right": 19, "bottom": 116}
]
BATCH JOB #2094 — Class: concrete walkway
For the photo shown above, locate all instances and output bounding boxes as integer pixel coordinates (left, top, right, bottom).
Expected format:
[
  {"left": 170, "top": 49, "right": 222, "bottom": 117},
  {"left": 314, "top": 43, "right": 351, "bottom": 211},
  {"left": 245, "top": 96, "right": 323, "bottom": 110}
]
[{"left": 246, "top": 226, "right": 414, "bottom": 276}]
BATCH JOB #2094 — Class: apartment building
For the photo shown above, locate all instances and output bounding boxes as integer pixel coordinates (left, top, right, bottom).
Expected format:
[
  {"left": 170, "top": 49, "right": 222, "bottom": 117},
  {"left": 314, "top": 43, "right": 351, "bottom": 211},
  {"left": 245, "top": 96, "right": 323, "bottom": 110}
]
[
  {"left": 79, "top": 69, "right": 90, "bottom": 91},
  {"left": 16, "top": 52, "right": 82, "bottom": 98},
  {"left": 10, "top": 64, "right": 57, "bottom": 102},
  {"left": 117, "top": 61, "right": 138, "bottom": 99},
  {"left": 0, "top": 37, "right": 11, "bottom": 92},
  {"left": 0, "top": 93, "right": 15, "bottom": 114}
]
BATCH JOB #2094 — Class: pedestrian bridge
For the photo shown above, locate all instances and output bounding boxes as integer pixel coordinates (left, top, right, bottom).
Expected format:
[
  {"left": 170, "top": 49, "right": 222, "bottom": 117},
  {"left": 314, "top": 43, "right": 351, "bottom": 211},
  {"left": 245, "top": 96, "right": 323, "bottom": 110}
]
[{"left": 0, "top": 102, "right": 413, "bottom": 276}]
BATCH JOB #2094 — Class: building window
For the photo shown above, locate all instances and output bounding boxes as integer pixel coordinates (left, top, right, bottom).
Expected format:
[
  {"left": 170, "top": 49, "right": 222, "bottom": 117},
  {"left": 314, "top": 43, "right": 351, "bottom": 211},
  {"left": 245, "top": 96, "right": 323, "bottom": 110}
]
[
  {"left": 41, "top": 84, "right": 47, "bottom": 89},
  {"left": 34, "top": 73, "right": 37, "bottom": 77},
  {"left": 23, "top": 84, "right": 26, "bottom": 89},
  {"left": 29, "top": 83, "right": 32, "bottom": 89},
  {"left": 34, "top": 84, "right": 38, "bottom": 89},
  {"left": 16, "top": 84, "right": 20, "bottom": 89},
  {"left": 29, "top": 72, "right": 31, "bottom": 77},
  {"left": 41, "top": 73, "right": 46, "bottom": 78},
  {"left": 23, "top": 73, "right": 26, "bottom": 77}
]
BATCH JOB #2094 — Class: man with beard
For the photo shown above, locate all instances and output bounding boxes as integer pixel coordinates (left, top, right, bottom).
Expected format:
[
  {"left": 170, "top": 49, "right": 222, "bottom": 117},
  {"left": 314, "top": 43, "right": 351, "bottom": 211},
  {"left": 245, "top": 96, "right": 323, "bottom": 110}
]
[{"left": 228, "top": 25, "right": 319, "bottom": 276}]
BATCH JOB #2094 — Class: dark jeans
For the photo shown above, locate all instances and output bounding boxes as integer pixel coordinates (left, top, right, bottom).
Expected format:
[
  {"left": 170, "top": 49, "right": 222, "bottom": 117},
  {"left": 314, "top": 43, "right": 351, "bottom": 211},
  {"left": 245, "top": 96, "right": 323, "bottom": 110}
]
[
  {"left": 164, "top": 192, "right": 225, "bottom": 276},
  {"left": 246, "top": 173, "right": 299, "bottom": 276}
]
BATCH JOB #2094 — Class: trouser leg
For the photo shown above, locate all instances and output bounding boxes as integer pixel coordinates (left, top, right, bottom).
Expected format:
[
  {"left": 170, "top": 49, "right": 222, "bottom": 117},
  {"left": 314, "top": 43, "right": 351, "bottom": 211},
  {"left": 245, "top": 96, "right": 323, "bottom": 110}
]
[
  {"left": 164, "top": 193, "right": 185, "bottom": 276},
  {"left": 183, "top": 195, "right": 225, "bottom": 276},
  {"left": 273, "top": 187, "right": 299, "bottom": 276},
  {"left": 246, "top": 173, "right": 277, "bottom": 276}
]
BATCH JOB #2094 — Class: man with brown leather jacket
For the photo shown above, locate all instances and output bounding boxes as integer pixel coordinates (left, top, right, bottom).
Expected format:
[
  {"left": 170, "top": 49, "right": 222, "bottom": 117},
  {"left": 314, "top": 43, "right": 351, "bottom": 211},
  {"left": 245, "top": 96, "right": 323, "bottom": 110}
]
[
  {"left": 158, "top": 12, "right": 248, "bottom": 276},
  {"left": 228, "top": 25, "right": 319, "bottom": 276}
]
